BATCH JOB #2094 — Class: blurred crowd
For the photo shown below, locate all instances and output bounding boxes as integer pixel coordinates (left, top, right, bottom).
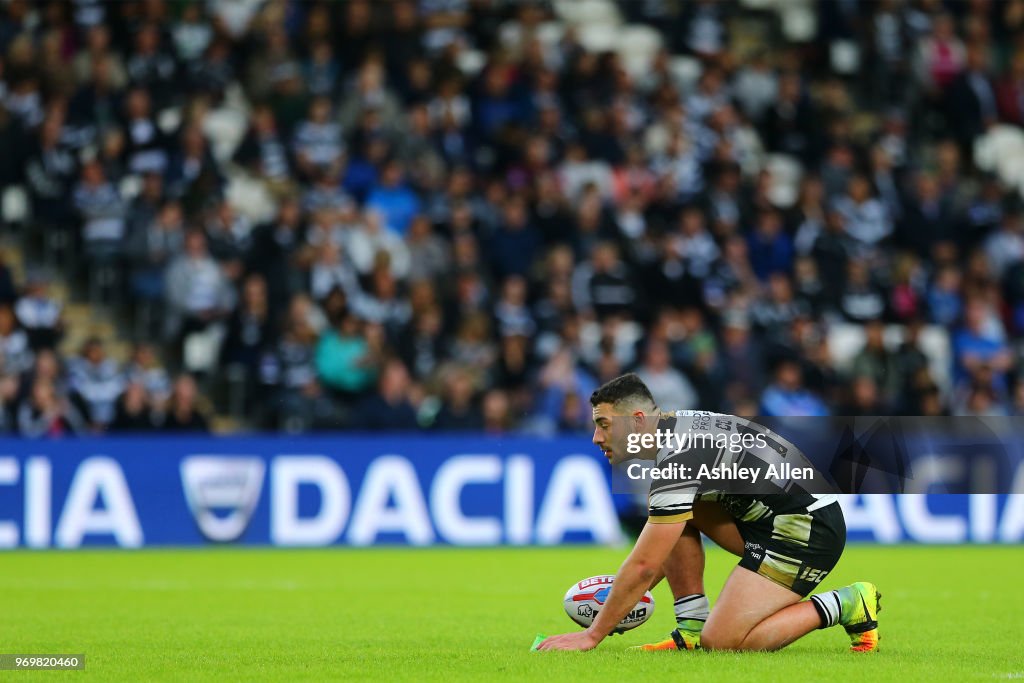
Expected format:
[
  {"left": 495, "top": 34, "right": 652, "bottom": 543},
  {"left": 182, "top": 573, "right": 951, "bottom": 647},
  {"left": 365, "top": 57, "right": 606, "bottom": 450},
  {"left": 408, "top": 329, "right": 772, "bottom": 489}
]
[{"left": 2, "top": 0, "right": 1024, "bottom": 436}]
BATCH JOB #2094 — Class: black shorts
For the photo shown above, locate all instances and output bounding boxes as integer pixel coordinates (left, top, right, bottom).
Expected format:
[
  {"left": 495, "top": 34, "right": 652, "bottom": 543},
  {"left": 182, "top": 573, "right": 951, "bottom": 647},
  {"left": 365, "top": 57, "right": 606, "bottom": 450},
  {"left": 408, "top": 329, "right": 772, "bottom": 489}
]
[{"left": 715, "top": 495, "right": 847, "bottom": 597}]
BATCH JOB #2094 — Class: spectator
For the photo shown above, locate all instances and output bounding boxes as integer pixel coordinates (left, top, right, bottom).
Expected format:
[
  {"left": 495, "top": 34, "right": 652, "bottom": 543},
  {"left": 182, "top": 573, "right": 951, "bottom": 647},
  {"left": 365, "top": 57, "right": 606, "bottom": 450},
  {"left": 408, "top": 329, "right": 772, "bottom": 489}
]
[
  {"left": 572, "top": 242, "right": 637, "bottom": 320},
  {"left": 365, "top": 160, "right": 422, "bottom": 236},
  {"left": 482, "top": 389, "right": 512, "bottom": 434},
  {"left": 839, "top": 260, "right": 887, "bottom": 323},
  {"left": 164, "top": 230, "right": 233, "bottom": 355},
  {"left": 292, "top": 96, "right": 345, "bottom": 181},
  {"left": 68, "top": 337, "right": 124, "bottom": 430},
  {"left": 493, "top": 275, "right": 536, "bottom": 339},
  {"left": 398, "top": 306, "right": 446, "bottom": 382},
  {"left": 984, "top": 208, "right": 1024, "bottom": 280},
  {"left": 635, "top": 339, "right": 698, "bottom": 410},
  {"left": 760, "top": 359, "right": 830, "bottom": 417},
  {"left": 406, "top": 215, "right": 450, "bottom": 281},
  {"left": 247, "top": 198, "right": 306, "bottom": 313},
  {"left": 345, "top": 210, "right": 411, "bottom": 278},
  {"left": 747, "top": 208, "right": 794, "bottom": 281},
  {"left": 947, "top": 42, "right": 997, "bottom": 150},
  {"left": 719, "top": 312, "right": 764, "bottom": 406},
  {"left": 7, "top": 0, "right": 1024, "bottom": 433},
  {"left": 953, "top": 297, "right": 1013, "bottom": 393},
  {"left": 0, "top": 304, "right": 32, "bottom": 376},
  {"left": 315, "top": 313, "right": 379, "bottom": 399},
  {"left": 164, "top": 125, "right": 224, "bottom": 209},
  {"left": 24, "top": 113, "right": 78, "bottom": 235},
  {"left": 121, "top": 87, "right": 169, "bottom": 175},
  {"left": 849, "top": 320, "right": 899, "bottom": 408},
  {"left": 358, "top": 358, "right": 419, "bottom": 431},
  {"left": 434, "top": 366, "right": 483, "bottom": 431},
  {"left": 129, "top": 199, "right": 185, "bottom": 307},
  {"left": 171, "top": 2, "right": 213, "bottom": 65},
  {"left": 18, "top": 379, "right": 87, "bottom": 437},
  {"left": 898, "top": 172, "right": 956, "bottom": 258},
  {"left": 338, "top": 58, "right": 403, "bottom": 133},
  {"left": 760, "top": 72, "right": 818, "bottom": 163},
  {"left": 125, "top": 23, "right": 177, "bottom": 107},
  {"left": 915, "top": 14, "right": 965, "bottom": 96},
  {"left": 15, "top": 272, "right": 63, "bottom": 351},
  {"left": 125, "top": 343, "right": 171, "bottom": 407},
  {"left": 157, "top": 374, "right": 209, "bottom": 432},
  {"left": 235, "top": 103, "right": 293, "bottom": 189},
  {"left": 221, "top": 273, "right": 275, "bottom": 380},
  {"left": 72, "top": 24, "right": 126, "bottom": 88},
  {"left": 832, "top": 175, "right": 892, "bottom": 250},
  {"left": 108, "top": 382, "right": 155, "bottom": 432},
  {"left": 72, "top": 158, "right": 126, "bottom": 262}
]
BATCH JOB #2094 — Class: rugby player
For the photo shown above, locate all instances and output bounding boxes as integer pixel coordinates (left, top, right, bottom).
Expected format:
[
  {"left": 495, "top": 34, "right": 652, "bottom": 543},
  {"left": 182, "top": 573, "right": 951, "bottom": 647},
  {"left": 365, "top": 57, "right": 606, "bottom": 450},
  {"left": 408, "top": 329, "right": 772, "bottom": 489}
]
[{"left": 537, "top": 373, "right": 881, "bottom": 653}]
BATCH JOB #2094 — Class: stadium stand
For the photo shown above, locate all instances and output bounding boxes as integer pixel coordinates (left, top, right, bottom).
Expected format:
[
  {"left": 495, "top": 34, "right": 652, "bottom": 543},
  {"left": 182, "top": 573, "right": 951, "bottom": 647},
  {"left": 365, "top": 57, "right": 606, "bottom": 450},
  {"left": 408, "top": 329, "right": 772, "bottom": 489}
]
[{"left": 0, "top": 0, "right": 1022, "bottom": 435}]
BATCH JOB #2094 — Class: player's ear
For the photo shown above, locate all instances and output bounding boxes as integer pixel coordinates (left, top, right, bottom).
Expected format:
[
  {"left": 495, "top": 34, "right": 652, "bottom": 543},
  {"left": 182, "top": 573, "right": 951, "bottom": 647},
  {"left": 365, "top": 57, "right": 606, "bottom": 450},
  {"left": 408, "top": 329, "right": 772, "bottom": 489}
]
[{"left": 631, "top": 410, "right": 645, "bottom": 432}]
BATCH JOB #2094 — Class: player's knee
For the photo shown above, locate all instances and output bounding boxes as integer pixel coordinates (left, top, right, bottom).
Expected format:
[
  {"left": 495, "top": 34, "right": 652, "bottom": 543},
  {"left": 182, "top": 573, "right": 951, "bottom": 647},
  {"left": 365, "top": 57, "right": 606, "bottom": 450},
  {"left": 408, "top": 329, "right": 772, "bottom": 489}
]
[{"left": 699, "top": 627, "right": 744, "bottom": 651}]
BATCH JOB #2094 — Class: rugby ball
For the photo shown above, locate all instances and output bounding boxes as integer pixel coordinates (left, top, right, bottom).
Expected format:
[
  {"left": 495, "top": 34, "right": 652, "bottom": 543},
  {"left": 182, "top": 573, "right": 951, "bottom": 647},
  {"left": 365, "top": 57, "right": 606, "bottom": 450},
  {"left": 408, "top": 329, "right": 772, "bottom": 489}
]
[{"left": 563, "top": 575, "right": 654, "bottom": 632}]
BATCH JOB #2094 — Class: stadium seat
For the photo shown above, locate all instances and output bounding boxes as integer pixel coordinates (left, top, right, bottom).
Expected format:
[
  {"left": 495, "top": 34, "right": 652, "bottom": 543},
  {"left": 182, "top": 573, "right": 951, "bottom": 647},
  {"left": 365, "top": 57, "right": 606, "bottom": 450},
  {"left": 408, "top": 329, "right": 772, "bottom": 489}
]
[
  {"left": 553, "top": 0, "right": 621, "bottom": 26},
  {"left": 780, "top": 2, "right": 817, "bottom": 42},
  {"left": 828, "top": 323, "right": 952, "bottom": 394},
  {"left": 765, "top": 154, "right": 803, "bottom": 208},
  {"left": 535, "top": 21, "right": 566, "bottom": 49},
  {"left": 203, "top": 108, "right": 248, "bottom": 164},
  {"left": 670, "top": 55, "right": 703, "bottom": 91},
  {"left": 119, "top": 175, "right": 143, "bottom": 202},
  {"left": 578, "top": 23, "right": 619, "bottom": 53},
  {"left": 456, "top": 49, "right": 486, "bottom": 77},
  {"left": 618, "top": 25, "right": 663, "bottom": 79},
  {"left": 997, "top": 151, "right": 1024, "bottom": 189},
  {"left": 830, "top": 40, "right": 861, "bottom": 75},
  {"left": 157, "top": 106, "right": 182, "bottom": 135},
  {"left": 974, "top": 126, "right": 1024, "bottom": 187},
  {"left": 225, "top": 172, "right": 277, "bottom": 224},
  {"left": 1, "top": 184, "right": 29, "bottom": 225}
]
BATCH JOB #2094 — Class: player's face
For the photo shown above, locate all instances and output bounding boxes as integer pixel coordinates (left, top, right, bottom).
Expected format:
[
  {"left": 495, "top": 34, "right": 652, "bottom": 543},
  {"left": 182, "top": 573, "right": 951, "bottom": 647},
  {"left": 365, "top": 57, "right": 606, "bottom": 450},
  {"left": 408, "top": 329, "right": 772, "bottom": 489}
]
[{"left": 592, "top": 402, "right": 633, "bottom": 465}]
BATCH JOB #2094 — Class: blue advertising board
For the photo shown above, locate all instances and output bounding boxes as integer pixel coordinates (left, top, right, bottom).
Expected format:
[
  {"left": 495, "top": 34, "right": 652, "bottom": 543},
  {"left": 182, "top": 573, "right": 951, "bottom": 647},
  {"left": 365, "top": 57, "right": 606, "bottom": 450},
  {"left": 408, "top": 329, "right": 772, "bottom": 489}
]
[{"left": 0, "top": 437, "right": 1020, "bottom": 547}]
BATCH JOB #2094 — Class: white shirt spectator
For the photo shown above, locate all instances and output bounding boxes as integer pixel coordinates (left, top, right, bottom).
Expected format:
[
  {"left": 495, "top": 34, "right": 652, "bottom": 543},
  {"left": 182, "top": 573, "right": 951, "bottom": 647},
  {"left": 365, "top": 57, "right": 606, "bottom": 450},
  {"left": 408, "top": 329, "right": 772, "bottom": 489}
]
[
  {"left": 984, "top": 226, "right": 1024, "bottom": 279},
  {"left": 0, "top": 328, "right": 33, "bottom": 375},
  {"left": 558, "top": 158, "right": 614, "bottom": 202},
  {"left": 73, "top": 178, "right": 126, "bottom": 244},
  {"left": 343, "top": 215, "right": 411, "bottom": 278},
  {"left": 832, "top": 196, "right": 892, "bottom": 246},
  {"left": 15, "top": 296, "right": 62, "bottom": 333},
  {"left": 636, "top": 365, "right": 698, "bottom": 411},
  {"left": 165, "top": 253, "right": 232, "bottom": 315},
  {"left": 69, "top": 356, "right": 125, "bottom": 425},
  {"left": 292, "top": 120, "right": 344, "bottom": 169}
]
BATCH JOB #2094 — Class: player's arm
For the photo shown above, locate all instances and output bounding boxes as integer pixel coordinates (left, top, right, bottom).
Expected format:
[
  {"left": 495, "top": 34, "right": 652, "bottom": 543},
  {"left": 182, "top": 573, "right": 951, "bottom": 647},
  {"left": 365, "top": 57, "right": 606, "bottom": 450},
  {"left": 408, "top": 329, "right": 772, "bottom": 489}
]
[
  {"left": 537, "top": 519, "right": 685, "bottom": 651},
  {"left": 587, "top": 520, "right": 686, "bottom": 640}
]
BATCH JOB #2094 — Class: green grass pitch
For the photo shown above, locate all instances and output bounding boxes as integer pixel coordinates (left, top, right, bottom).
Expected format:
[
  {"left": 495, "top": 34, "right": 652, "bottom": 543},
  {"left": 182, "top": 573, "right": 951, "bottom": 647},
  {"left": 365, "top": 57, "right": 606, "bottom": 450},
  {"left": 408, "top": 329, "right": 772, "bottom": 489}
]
[{"left": 0, "top": 544, "right": 1020, "bottom": 681}]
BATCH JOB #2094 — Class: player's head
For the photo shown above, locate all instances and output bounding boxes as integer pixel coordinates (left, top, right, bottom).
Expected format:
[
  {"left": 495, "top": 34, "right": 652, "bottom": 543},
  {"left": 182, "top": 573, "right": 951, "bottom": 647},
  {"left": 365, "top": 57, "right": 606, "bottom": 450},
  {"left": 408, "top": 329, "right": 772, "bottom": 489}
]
[{"left": 589, "top": 373, "right": 658, "bottom": 464}]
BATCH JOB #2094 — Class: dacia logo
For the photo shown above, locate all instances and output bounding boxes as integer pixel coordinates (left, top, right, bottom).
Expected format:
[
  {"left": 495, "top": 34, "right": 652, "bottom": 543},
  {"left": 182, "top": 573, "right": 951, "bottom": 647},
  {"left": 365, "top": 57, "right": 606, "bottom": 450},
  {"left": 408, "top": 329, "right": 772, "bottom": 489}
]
[{"left": 180, "top": 456, "right": 265, "bottom": 542}]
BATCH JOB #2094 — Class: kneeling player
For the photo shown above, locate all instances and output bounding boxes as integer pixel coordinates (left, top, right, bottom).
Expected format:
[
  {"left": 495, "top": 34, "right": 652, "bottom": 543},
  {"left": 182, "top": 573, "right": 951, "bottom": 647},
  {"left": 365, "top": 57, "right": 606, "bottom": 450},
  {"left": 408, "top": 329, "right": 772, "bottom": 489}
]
[{"left": 537, "top": 373, "right": 881, "bottom": 653}]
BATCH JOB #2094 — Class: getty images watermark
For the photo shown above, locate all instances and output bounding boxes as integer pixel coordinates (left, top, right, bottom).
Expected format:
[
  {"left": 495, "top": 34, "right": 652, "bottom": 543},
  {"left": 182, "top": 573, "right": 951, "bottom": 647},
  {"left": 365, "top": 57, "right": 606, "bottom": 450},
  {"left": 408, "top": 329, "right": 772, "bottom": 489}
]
[
  {"left": 622, "top": 428, "right": 817, "bottom": 484},
  {"left": 609, "top": 415, "right": 1024, "bottom": 496}
]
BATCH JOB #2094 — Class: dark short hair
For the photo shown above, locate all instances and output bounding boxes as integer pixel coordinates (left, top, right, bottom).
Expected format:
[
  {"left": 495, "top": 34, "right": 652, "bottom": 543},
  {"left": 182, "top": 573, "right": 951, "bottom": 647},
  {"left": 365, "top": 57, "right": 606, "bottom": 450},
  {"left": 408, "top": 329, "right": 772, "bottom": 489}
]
[{"left": 589, "top": 373, "right": 656, "bottom": 408}]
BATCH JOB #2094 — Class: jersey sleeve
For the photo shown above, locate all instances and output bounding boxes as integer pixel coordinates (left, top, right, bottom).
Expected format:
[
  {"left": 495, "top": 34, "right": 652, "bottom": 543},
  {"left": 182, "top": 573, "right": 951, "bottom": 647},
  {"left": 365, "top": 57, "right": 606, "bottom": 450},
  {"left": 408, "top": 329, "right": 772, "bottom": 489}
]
[
  {"left": 647, "top": 448, "right": 698, "bottom": 523},
  {"left": 647, "top": 482, "right": 697, "bottom": 523}
]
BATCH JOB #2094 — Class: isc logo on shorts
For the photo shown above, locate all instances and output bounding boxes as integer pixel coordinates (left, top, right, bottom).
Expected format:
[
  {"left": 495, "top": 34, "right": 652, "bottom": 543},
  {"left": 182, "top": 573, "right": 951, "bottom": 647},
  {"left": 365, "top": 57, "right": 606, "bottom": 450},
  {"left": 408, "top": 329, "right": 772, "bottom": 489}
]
[{"left": 798, "top": 567, "right": 829, "bottom": 583}]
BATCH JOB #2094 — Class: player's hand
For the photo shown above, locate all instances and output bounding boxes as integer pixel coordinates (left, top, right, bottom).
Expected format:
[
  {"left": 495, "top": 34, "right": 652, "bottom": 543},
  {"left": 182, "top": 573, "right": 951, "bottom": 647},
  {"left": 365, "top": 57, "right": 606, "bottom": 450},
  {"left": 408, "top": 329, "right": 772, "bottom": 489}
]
[{"left": 536, "top": 630, "right": 601, "bottom": 651}]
